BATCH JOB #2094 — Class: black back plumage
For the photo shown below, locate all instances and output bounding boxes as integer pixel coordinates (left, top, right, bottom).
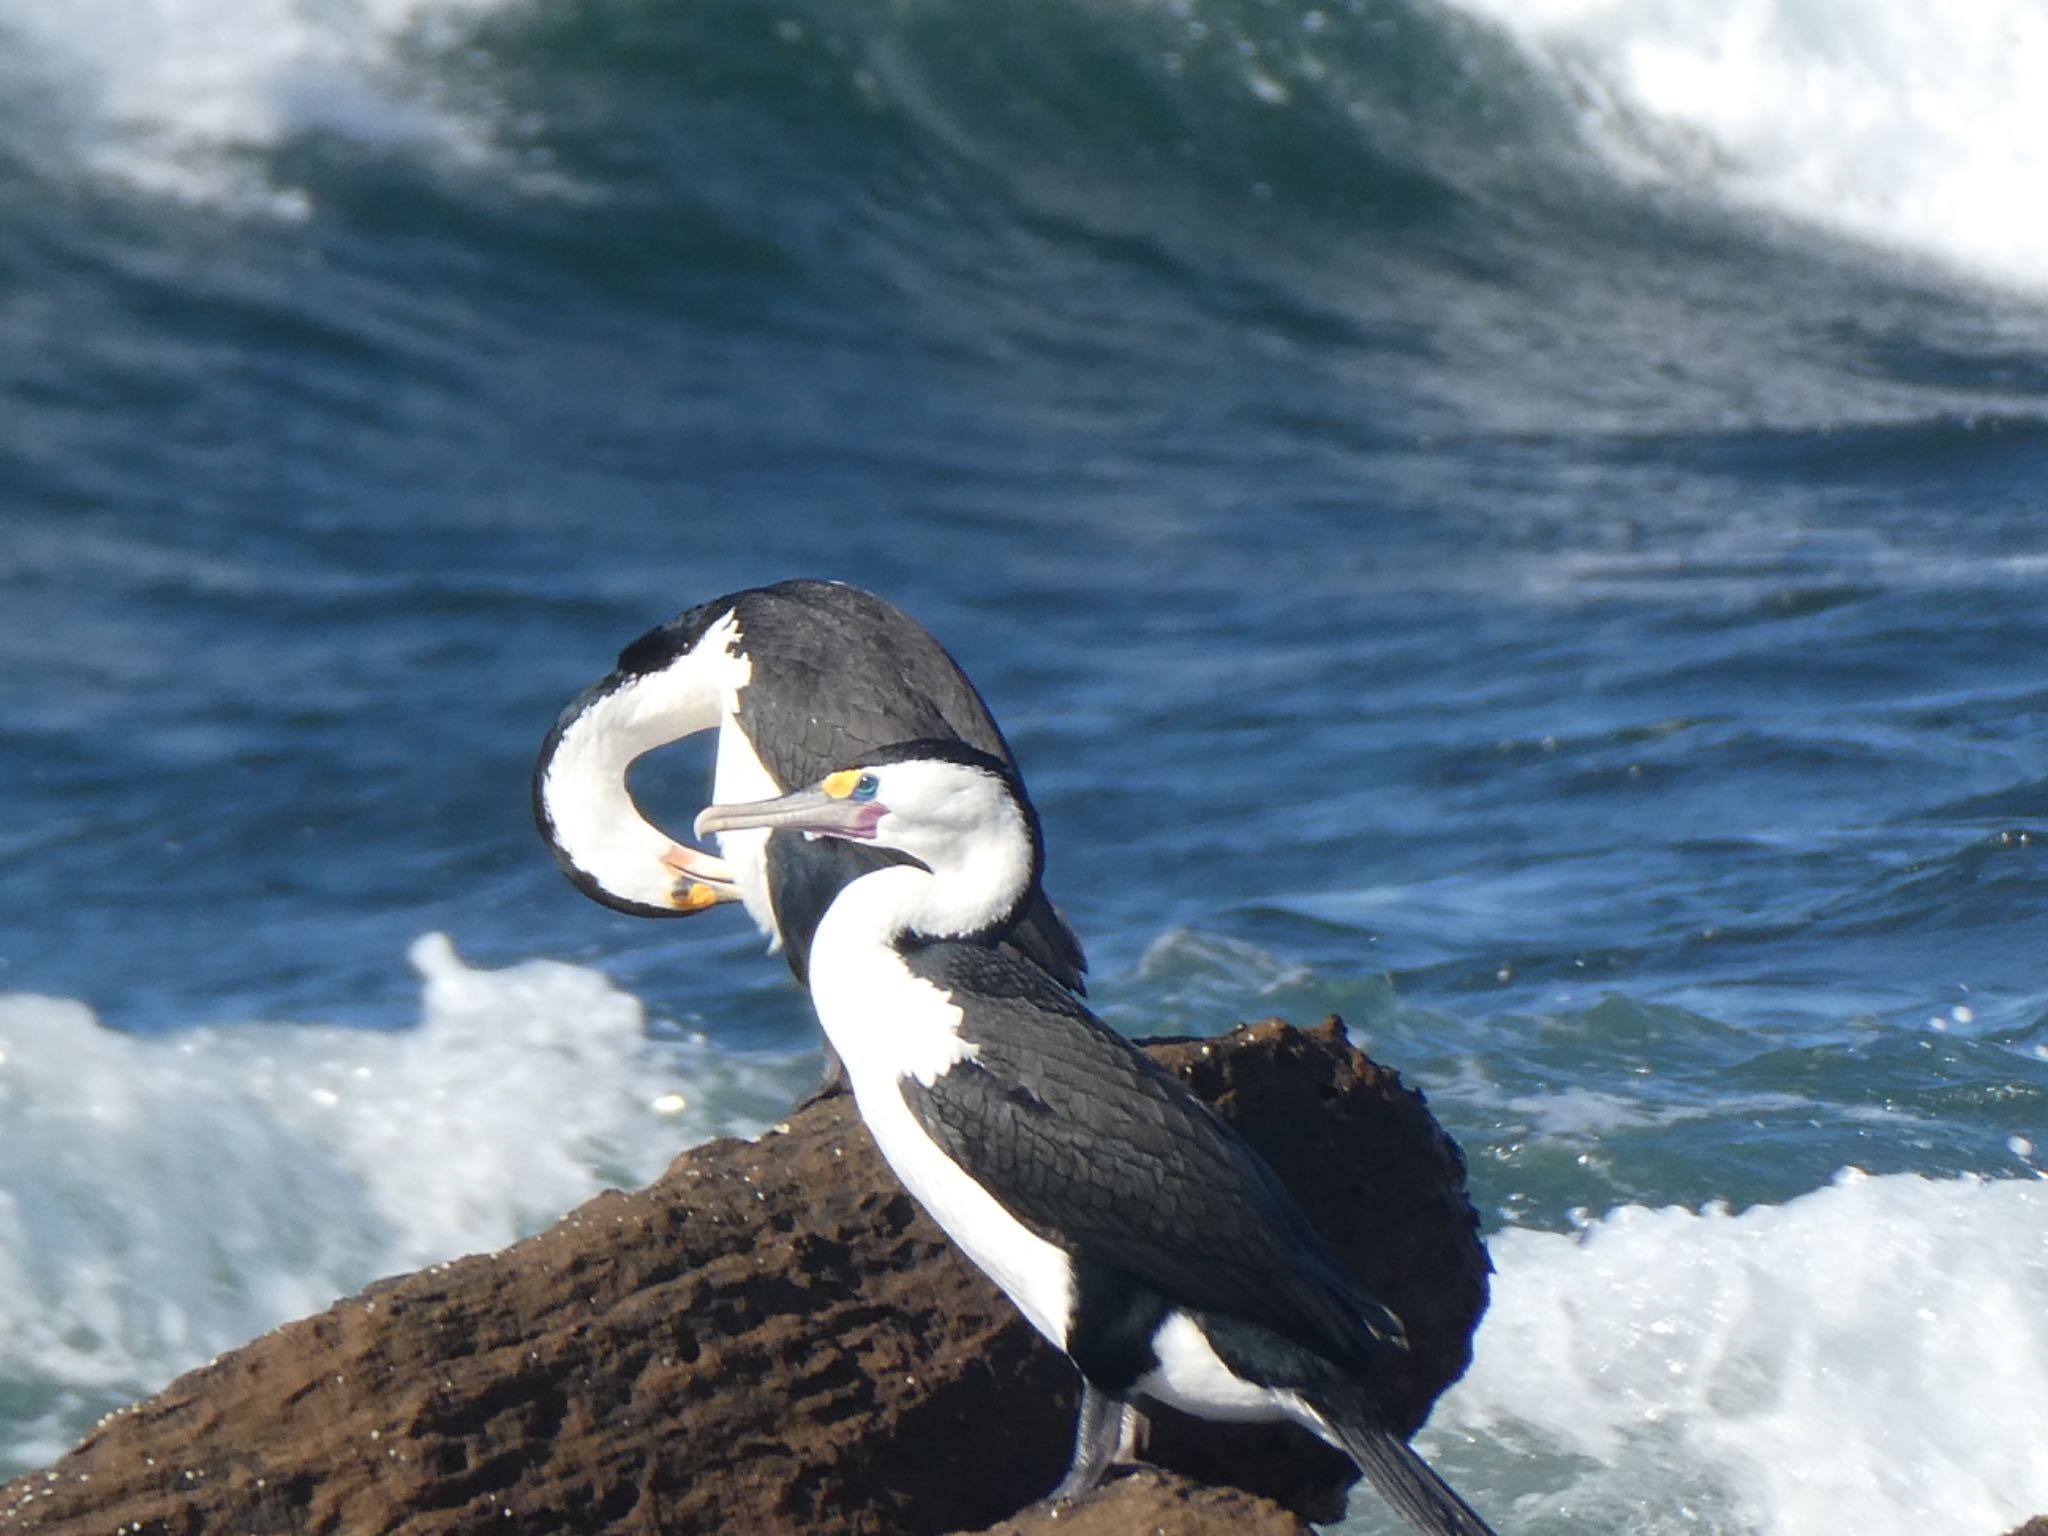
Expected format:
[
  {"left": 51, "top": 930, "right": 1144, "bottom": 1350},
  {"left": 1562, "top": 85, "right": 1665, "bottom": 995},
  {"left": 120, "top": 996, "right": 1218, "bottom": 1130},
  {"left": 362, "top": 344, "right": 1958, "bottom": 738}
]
[
  {"left": 896, "top": 941, "right": 1406, "bottom": 1382},
  {"left": 616, "top": 579, "right": 1086, "bottom": 990}
]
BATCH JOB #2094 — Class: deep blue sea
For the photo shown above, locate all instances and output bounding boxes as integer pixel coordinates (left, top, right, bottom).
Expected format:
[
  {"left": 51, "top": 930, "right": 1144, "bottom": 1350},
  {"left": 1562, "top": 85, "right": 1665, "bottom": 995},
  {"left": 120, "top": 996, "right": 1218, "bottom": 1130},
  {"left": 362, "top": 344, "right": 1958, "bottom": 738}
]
[{"left": 4, "top": 2, "right": 2047, "bottom": 1531}]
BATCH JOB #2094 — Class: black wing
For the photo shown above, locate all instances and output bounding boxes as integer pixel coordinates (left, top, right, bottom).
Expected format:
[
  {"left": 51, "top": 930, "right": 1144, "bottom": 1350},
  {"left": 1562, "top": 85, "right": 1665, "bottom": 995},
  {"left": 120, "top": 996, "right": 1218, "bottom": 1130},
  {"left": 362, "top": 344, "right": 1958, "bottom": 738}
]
[
  {"left": 736, "top": 582, "right": 1087, "bottom": 991},
  {"left": 732, "top": 581, "right": 1015, "bottom": 786},
  {"left": 898, "top": 943, "right": 1401, "bottom": 1372},
  {"left": 612, "top": 581, "right": 1088, "bottom": 989}
]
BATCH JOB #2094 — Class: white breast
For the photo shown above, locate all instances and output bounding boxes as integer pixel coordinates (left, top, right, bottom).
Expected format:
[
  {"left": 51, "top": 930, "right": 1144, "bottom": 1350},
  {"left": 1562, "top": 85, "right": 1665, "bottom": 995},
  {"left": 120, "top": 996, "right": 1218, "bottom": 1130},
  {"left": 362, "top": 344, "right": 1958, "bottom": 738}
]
[
  {"left": 683, "top": 609, "right": 784, "bottom": 944},
  {"left": 806, "top": 890, "right": 1076, "bottom": 1349},
  {"left": 709, "top": 704, "right": 780, "bottom": 944}
]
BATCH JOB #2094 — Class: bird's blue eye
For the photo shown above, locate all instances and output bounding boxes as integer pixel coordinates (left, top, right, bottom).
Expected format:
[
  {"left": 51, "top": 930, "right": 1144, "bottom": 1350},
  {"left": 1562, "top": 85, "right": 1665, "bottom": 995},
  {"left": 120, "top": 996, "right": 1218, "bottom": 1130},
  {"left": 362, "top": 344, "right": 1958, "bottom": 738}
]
[{"left": 850, "top": 773, "right": 879, "bottom": 801}]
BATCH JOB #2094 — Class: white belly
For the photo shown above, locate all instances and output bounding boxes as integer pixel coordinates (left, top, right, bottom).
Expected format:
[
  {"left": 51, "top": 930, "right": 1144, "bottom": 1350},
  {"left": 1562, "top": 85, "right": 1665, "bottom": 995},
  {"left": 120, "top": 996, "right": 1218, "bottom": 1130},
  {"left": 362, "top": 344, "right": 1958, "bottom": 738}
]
[
  {"left": 856, "top": 1071, "right": 1076, "bottom": 1349},
  {"left": 807, "top": 894, "right": 1075, "bottom": 1349}
]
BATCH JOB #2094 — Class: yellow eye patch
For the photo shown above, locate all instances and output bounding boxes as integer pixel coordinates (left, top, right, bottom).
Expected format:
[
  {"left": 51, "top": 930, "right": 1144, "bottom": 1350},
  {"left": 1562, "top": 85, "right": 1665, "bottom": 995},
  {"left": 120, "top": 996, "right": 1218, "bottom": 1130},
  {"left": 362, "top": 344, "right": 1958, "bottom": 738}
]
[{"left": 821, "top": 769, "right": 863, "bottom": 800}]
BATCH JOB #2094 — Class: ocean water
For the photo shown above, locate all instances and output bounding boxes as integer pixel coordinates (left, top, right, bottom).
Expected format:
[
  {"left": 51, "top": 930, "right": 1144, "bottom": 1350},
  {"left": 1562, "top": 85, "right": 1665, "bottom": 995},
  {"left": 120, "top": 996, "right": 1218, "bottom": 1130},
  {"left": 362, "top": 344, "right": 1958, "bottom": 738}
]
[{"left": 2, "top": 1, "right": 2046, "bottom": 1531}]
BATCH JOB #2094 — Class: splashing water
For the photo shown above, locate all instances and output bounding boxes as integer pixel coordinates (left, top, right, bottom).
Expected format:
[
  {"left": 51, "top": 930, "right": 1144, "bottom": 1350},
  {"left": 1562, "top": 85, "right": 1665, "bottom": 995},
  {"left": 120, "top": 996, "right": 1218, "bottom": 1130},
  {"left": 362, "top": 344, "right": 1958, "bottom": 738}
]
[
  {"left": 0, "top": 0, "right": 518, "bottom": 213},
  {"left": 1451, "top": 0, "right": 2048, "bottom": 290},
  {"left": 0, "top": 934, "right": 798, "bottom": 1472},
  {"left": 1380, "top": 1169, "right": 2048, "bottom": 1536}
]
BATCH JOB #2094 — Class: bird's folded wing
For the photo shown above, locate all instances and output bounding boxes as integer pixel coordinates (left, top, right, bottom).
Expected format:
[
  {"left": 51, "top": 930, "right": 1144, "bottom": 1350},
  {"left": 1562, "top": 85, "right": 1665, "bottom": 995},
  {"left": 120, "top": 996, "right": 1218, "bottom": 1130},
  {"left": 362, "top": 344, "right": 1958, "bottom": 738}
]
[{"left": 899, "top": 942, "right": 1400, "bottom": 1368}]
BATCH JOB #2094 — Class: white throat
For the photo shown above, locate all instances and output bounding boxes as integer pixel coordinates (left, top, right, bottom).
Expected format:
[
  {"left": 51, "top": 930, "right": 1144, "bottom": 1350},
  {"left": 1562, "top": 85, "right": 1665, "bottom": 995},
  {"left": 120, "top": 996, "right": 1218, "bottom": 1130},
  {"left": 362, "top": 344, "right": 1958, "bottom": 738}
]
[
  {"left": 538, "top": 608, "right": 755, "bottom": 911},
  {"left": 858, "top": 777, "right": 1035, "bottom": 944}
]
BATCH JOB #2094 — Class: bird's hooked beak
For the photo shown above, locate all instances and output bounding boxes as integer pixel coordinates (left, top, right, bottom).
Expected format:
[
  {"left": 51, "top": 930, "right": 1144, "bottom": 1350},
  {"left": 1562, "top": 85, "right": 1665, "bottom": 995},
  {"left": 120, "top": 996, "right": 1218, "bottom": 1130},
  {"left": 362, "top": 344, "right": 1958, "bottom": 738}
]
[
  {"left": 658, "top": 844, "right": 740, "bottom": 912},
  {"left": 695, "top": 774, "right": 884, "bottom": 843}
]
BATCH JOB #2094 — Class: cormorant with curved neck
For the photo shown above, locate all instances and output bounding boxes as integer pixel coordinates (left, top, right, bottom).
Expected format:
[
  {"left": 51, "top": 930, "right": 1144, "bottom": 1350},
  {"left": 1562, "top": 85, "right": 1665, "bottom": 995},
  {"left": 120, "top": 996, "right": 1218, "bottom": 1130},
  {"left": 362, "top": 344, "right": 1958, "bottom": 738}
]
[{"left": 532, "top": 580, "right": 1085, "bottom": 1094}]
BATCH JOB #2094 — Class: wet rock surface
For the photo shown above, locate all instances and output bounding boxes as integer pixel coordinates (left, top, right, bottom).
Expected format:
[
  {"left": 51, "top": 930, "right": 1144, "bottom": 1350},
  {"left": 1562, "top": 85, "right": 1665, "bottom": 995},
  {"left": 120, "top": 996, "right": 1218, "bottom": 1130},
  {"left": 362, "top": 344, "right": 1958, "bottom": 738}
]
[{"left": 0, "top": 1017, "right": 1486, "bottom": 1535}]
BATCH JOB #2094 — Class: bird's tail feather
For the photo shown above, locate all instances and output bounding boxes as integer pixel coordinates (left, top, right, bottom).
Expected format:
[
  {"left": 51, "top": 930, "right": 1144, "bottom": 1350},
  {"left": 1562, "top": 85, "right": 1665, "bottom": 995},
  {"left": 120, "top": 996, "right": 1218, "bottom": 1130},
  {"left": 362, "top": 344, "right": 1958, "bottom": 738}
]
[{"left": 1324, "top": 1413, "right": 1501, "bottom": 1536}]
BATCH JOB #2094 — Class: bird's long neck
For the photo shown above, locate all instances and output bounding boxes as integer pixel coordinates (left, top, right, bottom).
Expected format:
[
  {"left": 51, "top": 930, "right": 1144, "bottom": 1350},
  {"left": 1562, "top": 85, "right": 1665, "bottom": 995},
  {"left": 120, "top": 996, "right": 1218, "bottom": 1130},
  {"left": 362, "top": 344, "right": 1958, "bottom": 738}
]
[
  {"left": 803, "top": 854, "right": 1021, "bottom": 1099},
  {"left": 827, "top": 810, "right": 1035, "bottom": 952}
]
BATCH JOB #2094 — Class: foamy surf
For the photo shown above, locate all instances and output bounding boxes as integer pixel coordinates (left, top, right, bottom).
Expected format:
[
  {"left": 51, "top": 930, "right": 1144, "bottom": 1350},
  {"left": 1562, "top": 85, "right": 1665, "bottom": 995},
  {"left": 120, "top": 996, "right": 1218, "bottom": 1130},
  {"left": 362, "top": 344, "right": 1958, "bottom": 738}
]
[
  {"left": 0, "top": 933, "right": 797, "bottom": 1474},
  {"left": 1373, "top": 1168, "right": 2048, "bottom": 1536},
  {"left": 4, "top": 943, "right": 2042, "bottom": 1528},
  {"left": 1450, "top": 0, "right": 2048, "bottom": 293},
  {"left": 0, "top": 0, "right": 522, "bottom": 214}
]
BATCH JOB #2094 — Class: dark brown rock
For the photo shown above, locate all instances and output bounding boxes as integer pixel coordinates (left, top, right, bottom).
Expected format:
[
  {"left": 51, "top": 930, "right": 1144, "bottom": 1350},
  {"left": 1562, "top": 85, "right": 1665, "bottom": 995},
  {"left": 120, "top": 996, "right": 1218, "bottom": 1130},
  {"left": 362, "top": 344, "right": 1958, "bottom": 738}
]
[
  {"left": 1137, "top": 1018, "right": 1490, "bottom": 1520},
  {"left": 0, "top": 1017, "right": 1486, "bottom": 1536},
  {"left": 964, "top": 1469, "right": 1313, "bottom": 1536}
]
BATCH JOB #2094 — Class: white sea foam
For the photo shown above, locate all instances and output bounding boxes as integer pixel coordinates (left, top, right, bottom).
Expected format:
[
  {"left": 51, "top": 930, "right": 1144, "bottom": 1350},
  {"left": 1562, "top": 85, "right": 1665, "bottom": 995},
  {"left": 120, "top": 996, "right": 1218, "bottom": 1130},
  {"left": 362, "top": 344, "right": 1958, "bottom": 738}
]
[
  {"left": 1353, "top": 1169, "right": 2048, "bottom": 1536},
  {"left": 0, "top": 934, "right": 794, "bottom": 1473},
  {"left": 0, "top": 0, "right": 519, "bottom": 214},
  {"left": 8, "top": 945, "right": 2044, "bottom": 1529},
  {"left": 1448, "top": 0, "right": 2048, "bottom": 293}
]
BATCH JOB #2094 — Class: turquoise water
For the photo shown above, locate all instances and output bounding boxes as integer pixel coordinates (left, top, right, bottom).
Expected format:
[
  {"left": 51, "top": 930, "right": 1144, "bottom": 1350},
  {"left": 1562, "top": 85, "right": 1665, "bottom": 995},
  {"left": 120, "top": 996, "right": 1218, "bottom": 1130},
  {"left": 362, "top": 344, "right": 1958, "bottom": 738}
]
[{"left": 3, "top": 2, "right": 2047, "bottom": 1530}]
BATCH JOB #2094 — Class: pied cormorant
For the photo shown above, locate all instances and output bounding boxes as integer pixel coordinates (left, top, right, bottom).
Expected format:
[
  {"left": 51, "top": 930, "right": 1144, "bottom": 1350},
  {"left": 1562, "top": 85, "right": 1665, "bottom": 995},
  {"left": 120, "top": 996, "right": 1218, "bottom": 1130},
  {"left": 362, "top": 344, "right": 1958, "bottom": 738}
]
[
  {"left": 531, "top": 578, "right": 1086, "bottom": 992},
  {"left": 694, "top": 747, "right": 1499, "bottom": 1536}
]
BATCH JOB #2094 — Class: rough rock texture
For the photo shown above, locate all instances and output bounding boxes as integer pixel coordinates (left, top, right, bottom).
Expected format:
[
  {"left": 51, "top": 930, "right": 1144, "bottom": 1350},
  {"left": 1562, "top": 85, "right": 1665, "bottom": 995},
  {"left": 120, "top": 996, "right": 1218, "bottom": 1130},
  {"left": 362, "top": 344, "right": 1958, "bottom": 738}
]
[
  {"left": 0, "top": 1017, "right": 1486, "bottom": 1536},
  {"left": 968, "top": 1470, "right": 1313, "bottom": 1535},
  {"left": 1136, "top": 1020, "right": 1490, "bottom": 1517}
]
